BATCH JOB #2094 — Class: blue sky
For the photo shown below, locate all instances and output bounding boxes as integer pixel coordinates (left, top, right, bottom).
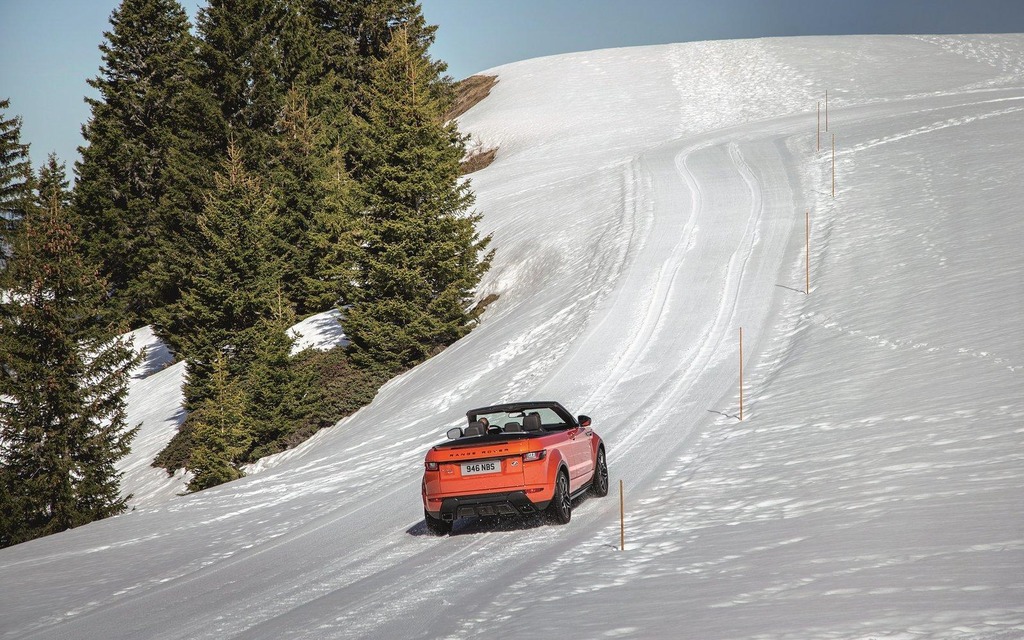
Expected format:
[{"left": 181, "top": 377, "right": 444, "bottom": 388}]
[{"left": 2, "top": 0, "right": 1023, "bottom": 171}]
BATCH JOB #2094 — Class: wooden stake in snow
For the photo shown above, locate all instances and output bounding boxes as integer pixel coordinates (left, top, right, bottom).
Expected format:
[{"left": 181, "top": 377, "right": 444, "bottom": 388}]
[
  {"left": 619, "top": 479, "right": 625, "bottom": 551},
  {"left": 739, "top": 327, "right": 744, "bottom": 421}
]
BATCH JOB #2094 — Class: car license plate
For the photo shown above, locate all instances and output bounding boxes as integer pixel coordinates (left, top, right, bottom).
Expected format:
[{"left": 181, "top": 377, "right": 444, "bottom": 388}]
[{"left": 461, "top": 460, "right": 501, "bottom": 476}]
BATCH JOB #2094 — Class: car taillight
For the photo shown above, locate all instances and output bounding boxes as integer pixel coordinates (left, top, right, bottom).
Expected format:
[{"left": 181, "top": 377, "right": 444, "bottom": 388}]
[
  {"left": 523, "top": 451, "right": 545, "bottom": 462},
  {"left": 425, "top": 461, "right": 439, "bottom": 471}
]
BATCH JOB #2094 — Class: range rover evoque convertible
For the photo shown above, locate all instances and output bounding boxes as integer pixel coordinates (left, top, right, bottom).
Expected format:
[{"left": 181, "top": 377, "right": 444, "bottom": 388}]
[{"left": 421, "top": 401, "right": 609, "bottom": 535}]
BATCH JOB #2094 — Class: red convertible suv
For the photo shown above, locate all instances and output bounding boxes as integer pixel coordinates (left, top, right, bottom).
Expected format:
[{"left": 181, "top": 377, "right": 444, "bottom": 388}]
[{"left": 421, "top": 401, "right": 609, "bottom": 535}]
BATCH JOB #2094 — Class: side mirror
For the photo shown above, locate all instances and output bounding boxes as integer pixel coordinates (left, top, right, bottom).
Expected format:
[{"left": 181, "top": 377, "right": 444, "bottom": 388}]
[
  {"left": 578, "top": 415, "right": 591, "bottom": 428},
  {"left": 446, "top": 427, "right": 463, "bottom": 440}
]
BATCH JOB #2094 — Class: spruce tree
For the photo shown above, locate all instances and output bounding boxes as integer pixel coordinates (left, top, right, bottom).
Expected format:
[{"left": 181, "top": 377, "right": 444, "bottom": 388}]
[
  {"left": 338, "top": 0, "right": 430, "bottom": 89},
  {"left": 269, "top": 89, "right": 359, "bottom": 314},
  {"left": 305, "top": 0, "right": 436, "bottom": 170},
  {"left": 345, "top": 26, "right": 492, "bottom": 371},
  {"left": 155, "top": 146, "right": 302, "bottom": 480},
  {"left": 195, "top": 0, "right": 287, "bottom": 167},
  {"left": 305, "top": 144, "right": 360, "bottom": 311},
  {"left": 301, "top": 0, "right": 361, "bottom": 156},
  {"left": 268, "top": 90, "right": 324, "bottom": 313},
  {"left": 241, "top": 301, "right": 298, "bottom": 458},
  {"left": 194, "top": 1, "right": 362, "bottom": 315},
  {"left": 0, "top": 176, "right": 139, "bottom": 548},
  {"left": 36, "top": 153, "right": 73, "bottom": 211},
  {"left": 0, "top": 99, "right": 33, "bottom": 261},
  {"left": 162, "top": 145, "right": 288, "bottom": 408},
  {"left": 75, "top": 0, "right": 216, "bottom": 325},
  {"left": 186, "top": 352, "right": 252, "bottom": 491}
]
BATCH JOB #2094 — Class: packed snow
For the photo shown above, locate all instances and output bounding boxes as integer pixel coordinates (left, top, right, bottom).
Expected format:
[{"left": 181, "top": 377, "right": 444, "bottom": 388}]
[
  {"left": 288, "top": 308, "right": 349, "bottom": 355},
  {"left": 2, "top": 35, "right": 1022, "bottom": 639}
]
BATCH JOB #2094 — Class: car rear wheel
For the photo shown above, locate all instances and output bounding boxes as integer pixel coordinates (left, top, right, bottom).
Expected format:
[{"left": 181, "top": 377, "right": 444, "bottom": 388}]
[
  {"left": 424, "top": 510, "right": 452, "bottom": 536},
  {"left": 592, "top": 447, "right": 609, "bottom": 497},
  {"left": 545, "top": 470, "right": 572, "bottom": 524}
]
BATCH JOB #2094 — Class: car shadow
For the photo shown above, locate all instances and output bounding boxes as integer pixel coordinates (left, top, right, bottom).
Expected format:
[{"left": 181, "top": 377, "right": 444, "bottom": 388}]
[
  {"left": 406, "top": 495, "right": 593, "bottom": 537},
  {"left": 405, "top": 513, "right": 549, "bottom": 537},
  {"left": 451, "top": 513, "right": 550, "bottom": 536}
]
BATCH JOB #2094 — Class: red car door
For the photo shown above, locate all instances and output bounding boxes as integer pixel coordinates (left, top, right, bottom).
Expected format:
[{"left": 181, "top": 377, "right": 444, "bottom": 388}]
[{"left": 566, "top": 425, "right": 593, "bottom": 489}]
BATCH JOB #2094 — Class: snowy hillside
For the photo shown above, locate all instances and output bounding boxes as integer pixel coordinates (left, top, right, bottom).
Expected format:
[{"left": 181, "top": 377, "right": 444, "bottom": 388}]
[
  {"left": 112, "top": 308, "right": 351, "bottom": 507},
  {"left": 2, "top": 35, "right": 1023, "bottom": 639}
]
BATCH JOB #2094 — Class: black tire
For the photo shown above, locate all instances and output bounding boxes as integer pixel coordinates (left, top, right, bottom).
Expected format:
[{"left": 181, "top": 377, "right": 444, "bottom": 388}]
[
  {"left": 424, "top": 510, "right": 452, "bottom": 536},
  {"left": 545, "top": 470, "right": 572, "bottom": 525},
  {"left": 591, "top": 447, "right": 609, "bottom": 497}
]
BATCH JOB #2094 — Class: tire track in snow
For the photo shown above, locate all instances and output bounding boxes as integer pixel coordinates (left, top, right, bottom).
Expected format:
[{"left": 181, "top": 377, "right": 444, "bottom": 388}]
[
  {"left": 840, "top": 98, "right": 1024, "bottom": 157},
  {"left": 572, "top": 150, "right": 701, "bottom": 412},
  {"left": 594, "top": 136, "right": 794, "bottom": 477}
]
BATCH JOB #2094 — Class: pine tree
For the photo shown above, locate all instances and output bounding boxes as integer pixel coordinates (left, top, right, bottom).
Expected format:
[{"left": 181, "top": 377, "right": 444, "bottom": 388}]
[
  {"left": 0, "top": 98, "right": 33, "bottom": 261},
  {"left": 301, "top": 0, "right": 362, "bottom": 156},
  {"left": 192, "top": 1, "right": 362, "bottom": 315},
  {"left": 0, "top": 178, "right": 139, "bottom": 548},
  {"left": 75, "top": 0, "right": 216, "bottom": 325},
  {"left": 161, "top": 145, "right": 287, "bottom": 408},
  {"left": 305, "top": 0, "right": 436, "bottom": 169},
  {"left": 305, "top": 144, "right": 360, "bottom": 311},
  {"left": 241, "top": 298, "right": 298, "bottom": 458},
  {"left": 269, "top": 89, "right": 359, "bottom": 314},
  {"left": 278, "top": 0, "right": 321, "bottom": 91},
  {"left": 338, "top": 0, "right": 431, "bottom": 89},
  {"left": 268, "top": 90, "right": 324, "bottom": 313},
  {"left": 36, "top": 153, "right": 73, "bottom": 211},
  {"left": 345, "top": 25, "right": 492, "bottom": 371},
  {"left": 157, "top": 146, "right": 300, "bottom": 485},
  {"left": 195, "top": 0, "right": 287, "bottom": 167},
  {"left": 185, "top": 352, "right": 252, "bottom": 491}
]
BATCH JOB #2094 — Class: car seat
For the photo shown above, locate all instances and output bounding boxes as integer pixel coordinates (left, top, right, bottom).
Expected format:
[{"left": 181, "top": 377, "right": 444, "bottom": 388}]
[{"left": 522, "top": 413, "right": 542, "bottom": 432}]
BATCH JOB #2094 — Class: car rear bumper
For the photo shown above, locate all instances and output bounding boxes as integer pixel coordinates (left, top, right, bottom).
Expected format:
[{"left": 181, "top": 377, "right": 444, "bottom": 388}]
[{"left": 428, "top": 490, "right": 551, "bottom": 522}]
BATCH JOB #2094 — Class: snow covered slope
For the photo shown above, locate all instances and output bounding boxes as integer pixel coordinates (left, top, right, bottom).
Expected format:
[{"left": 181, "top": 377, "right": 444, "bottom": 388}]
[
  {"left": 117, "top": 326, "right": 190, "bottom": 506},
  {"left": 2, "top": 35, "right": 1022, "bottom": 639}
]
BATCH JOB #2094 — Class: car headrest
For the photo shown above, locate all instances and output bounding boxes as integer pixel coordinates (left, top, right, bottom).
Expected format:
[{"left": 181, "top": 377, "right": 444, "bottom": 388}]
[
  {"left": 522, "top": 413, "right": 542, "bottom": 431},
  {"left": 464, "top": 421, "right": 486, "bottom": 436}
]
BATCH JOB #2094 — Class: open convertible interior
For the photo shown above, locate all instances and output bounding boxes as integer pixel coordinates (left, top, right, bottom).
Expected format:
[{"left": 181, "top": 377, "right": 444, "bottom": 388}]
[{"left": 453, "top": 404, "right": 576, "bottom": 439}]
